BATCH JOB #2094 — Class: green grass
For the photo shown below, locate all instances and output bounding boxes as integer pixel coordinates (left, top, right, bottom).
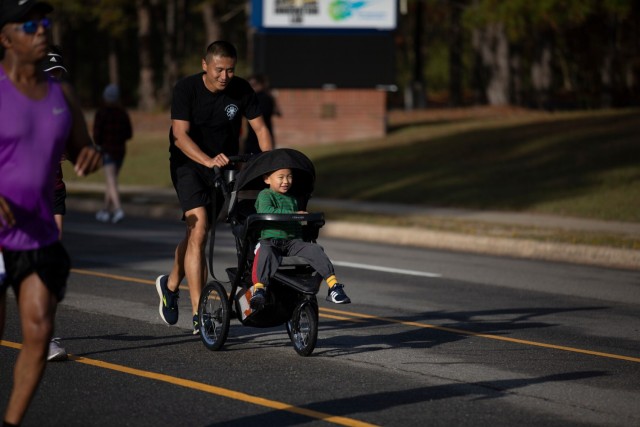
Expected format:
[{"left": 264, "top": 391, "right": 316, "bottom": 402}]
[
  {"left": 305, "top": 109, "right": 640, "bottom": 222},
  {"left": 64, "top": 108, "right": 640, "bottom": 223}
]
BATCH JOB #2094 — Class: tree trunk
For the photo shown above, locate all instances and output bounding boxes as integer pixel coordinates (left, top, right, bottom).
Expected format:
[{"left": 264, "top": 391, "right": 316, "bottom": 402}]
[
  {"left": 160, "top": 0, "right": 178, "bottom": 108},
  {"left": 510, "top": 48, "right": 521, "bottom": 106},
  {"left": 472, "top": 23, "right": 510, "bottom": 106},
  {"left": 108, "top": 38, "right": 119, "bottom": 86},
  {"left": 202, "top": 1, "right": 222, "bottom": 45},
  {"left": 176, "top": 0, "right": 186, "bottom": 61},
  {"left": 448, "top": 3, "right": 463, "bottom": 107},
  {"left": 600, "top": 16, "right": 619, "bottom": 108},
  {"left": 531, "top": 36, "right": 553, "bottom": 109},
  {"left": 137, "top": 0, "right": 156, "bottom": 111},
  {"left": 411, "top": 0, "right": 427, "bottom": 108}
]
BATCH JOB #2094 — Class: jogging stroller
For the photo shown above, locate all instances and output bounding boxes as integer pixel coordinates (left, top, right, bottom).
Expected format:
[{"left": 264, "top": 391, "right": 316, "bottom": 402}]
[{"left": 197, "top": 148, "right": 326, "bottom": 356}]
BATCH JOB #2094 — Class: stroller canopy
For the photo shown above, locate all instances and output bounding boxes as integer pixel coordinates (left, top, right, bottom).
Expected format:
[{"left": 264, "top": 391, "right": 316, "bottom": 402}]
[{"left": 234, "top": 148, "right": 316, "bottom": 197}]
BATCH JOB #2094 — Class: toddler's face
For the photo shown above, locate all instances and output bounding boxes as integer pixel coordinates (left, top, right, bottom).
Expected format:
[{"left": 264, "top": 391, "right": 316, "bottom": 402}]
[{"left": 265, "top": 168, "right": 293, "bottom": 194}]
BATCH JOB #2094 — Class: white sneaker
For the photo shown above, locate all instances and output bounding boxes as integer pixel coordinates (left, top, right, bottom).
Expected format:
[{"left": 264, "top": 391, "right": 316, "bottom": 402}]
[
  {"left": 47, "top": 338, "right": 67, "bottom": 361},
  {"left": 111, "top": 209, "right": 125, "bottom": 224},
  {"left": 96, "top": 210, "right": 110, "bottom": 223}
]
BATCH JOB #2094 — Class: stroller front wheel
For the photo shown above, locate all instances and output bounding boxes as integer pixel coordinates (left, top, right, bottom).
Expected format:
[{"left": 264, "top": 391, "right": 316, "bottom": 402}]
[
  {"left": 198, "top": 281, "right": 231, "bottom": 351},
  {"left": 286, "top": 300, "right": 318, "bottom": 357}
]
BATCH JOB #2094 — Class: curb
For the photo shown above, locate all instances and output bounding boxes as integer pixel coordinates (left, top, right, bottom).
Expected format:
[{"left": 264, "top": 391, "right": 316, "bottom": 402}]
[{"left": 322, "top": 222, "right": 640, "bottom": 271}]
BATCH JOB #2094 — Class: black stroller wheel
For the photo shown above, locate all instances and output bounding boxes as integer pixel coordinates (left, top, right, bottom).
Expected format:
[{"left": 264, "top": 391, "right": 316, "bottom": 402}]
[
  {"left": 286, "top": 301, "right": 318, "bottom": 357},
  {"left": 198, "top": 281, "right": 230, "bottom": 351}
]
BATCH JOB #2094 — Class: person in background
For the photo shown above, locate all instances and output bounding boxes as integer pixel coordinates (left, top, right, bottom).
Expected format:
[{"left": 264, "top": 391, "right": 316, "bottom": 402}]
[
  {"left": 0, "top": 1, "right": 102, "bottom": 425},
  {"left": 41, "top": 45, "right": 70, "bottom": 362},
  {"left": 156, "top": 40, "right": 272, "bottom": 335},
  {"left": 243, "top": 73, "right": 281, "bottom": 155},
  {"left": 93, "top": 83, "right": 133, "bottom": 224}
]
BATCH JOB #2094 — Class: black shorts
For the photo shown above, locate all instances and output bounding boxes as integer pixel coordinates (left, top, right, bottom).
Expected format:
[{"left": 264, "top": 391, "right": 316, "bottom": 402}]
[
  {"left": 170, "top": 162, "right": 224, "bottom": 221},
  {"left": 1, "top": 242, "right": 70, "bottom": 302},
  {"left": 53, "top": 187, "right": 67, "bottom": 215}
]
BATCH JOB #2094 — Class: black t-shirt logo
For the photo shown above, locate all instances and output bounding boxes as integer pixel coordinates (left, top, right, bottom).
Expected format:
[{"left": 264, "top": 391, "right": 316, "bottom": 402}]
[{"left": 225, "top": 104, "right": 239, "bottom": 120}]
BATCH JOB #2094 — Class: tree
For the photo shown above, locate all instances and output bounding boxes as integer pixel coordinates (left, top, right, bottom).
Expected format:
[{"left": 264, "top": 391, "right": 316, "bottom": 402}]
[
  {"left": 464, "top": 0, "right": 637, "bottom": 108},
  {"left": 137, "top": 0, "right": 157, "bottom": 111}
]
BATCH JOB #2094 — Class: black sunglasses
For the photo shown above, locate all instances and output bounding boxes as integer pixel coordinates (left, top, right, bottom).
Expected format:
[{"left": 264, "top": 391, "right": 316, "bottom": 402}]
[{"left": 17, "top": 18, "right": 51, "bottom": 34}]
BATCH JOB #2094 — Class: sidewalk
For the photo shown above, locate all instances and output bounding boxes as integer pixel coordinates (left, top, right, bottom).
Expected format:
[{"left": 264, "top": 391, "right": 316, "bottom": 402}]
[{"left": 65, "top": 182, "right": 640, "bottom": 271}]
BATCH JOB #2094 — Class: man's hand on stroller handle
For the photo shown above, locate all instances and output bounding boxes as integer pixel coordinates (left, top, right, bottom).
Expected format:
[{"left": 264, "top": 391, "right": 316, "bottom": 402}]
[
  {"left": 211, "top": 153, "right": 255, "bottom": 194},
  {"left": 209, "top": 153, "right": 253, "bottom": 170},
  {"left": 208, "top": 153, "right": 230, "bottom": 169}
]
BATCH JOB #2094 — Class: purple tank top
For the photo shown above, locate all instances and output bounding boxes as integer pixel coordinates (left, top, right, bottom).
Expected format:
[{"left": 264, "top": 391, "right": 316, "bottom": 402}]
[{"left": 0, "top": 65, "right": 72, "bottom": 250}]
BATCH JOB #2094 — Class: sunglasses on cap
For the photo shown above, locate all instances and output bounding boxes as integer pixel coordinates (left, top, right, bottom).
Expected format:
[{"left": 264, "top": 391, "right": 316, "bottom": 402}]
[{"left": 16, "top": 18, "right": 51, "bottom": 34}]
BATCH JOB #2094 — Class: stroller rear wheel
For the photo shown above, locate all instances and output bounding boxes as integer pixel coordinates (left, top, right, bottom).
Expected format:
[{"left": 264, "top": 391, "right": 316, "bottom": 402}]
[
  {"left": 198, "top": 281, "right": 230, "bottom": 351},
  {"left": 286, "top": 300, "right": 318, "bottom": 356}
]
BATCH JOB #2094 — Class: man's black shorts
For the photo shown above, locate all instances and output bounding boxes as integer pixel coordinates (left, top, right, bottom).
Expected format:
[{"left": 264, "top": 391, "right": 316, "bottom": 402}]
[
  {"left": 1, "top": 242, "right": 70, "bottom": 302},
  {"left": 53, "top": 187, "right": 67, "bottom": 215},
  {"left": 170, "top": 161, "right": 224, "bottom": 221}
]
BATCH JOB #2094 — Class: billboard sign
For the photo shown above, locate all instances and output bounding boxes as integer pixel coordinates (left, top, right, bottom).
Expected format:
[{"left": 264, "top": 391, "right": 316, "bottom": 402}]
[{"left": 259, "top": 0, "right": 397, "bottom": 30}]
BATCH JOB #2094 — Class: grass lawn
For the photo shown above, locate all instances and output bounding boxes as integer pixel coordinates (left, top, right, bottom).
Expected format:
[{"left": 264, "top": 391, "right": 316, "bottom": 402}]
[{"left": 64, "top": 108, "right": 640, "bottom": 223}]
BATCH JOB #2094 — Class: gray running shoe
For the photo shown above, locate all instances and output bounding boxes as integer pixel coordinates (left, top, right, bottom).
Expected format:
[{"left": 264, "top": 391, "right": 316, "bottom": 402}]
[
  {"left": 95, "top": 210, "right": 110, "bottom": 223},
  {"left": 111, "top": 208, "right": 125, "bottom": 224},
  {"left": 47, "top": 338, "right": 67, "bottom": 361}
]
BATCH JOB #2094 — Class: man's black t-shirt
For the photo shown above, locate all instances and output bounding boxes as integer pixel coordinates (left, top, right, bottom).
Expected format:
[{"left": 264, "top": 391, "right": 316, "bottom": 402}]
[{"left": 169, "top": 73, "right": 261, "bottom": 166}]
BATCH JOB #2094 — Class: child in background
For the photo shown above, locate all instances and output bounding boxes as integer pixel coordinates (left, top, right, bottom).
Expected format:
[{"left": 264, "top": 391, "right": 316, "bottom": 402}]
[{"left": 250, "top": 168, "right": 351, "bottom": 309}]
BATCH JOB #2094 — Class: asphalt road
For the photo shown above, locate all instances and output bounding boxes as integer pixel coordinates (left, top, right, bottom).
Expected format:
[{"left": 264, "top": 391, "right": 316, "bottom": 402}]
[{"left": 1, "top": 211, "right": 639, "bottom": 426}]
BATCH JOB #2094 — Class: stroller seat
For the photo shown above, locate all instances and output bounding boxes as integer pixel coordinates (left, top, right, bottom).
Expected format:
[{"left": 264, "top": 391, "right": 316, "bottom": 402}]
[{"left": 227, "top": 188, "right": 325, "bottom": 296}]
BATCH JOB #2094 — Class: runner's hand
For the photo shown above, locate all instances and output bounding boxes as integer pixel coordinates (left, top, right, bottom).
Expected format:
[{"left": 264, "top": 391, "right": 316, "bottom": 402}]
[
  {"left": 74, "top": 146, "right": 103, "bottom": 176},
  {"left": 0, "top": 196, "right": 15, "bottom": 228}
]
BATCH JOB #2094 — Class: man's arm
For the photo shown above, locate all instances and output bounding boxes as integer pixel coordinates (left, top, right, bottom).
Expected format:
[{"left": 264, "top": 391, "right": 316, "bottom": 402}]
[
  {"left": 60, "top": 82, "right": 102, "bottom": 176},
  {"left": 172, "top": 119, "right": 229, "bottom": 168},
  {"left": 247, "top": 116, "right": 273, "bottom": 152}
]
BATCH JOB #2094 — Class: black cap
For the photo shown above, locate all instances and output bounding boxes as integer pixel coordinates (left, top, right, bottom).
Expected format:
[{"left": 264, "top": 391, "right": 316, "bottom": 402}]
[{"left": 0, "top": 1, "right": 53, "bottom": 28}]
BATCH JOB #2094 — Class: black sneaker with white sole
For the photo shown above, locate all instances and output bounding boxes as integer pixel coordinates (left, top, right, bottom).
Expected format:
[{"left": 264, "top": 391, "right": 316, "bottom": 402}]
[
  {"left": 156, "top": 275, "right": 179, "bottom": 325},
  {"left": 250, "top": 288, "right": 266, "bottom": 310},
  {"left": 192, "top": 314, "right": 200, "bottom": 335},
  {"left": 326, "top": 283, "right": 351, "bottom": 304}
]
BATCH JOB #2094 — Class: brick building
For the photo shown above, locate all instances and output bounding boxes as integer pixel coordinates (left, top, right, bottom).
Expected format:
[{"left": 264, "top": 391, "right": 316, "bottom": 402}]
[
  {"left": 272, "top": 88, "right": 387, "bottom": 146},
  {"left": 251, "top": 0, "right": 397, "bottom": 146}
]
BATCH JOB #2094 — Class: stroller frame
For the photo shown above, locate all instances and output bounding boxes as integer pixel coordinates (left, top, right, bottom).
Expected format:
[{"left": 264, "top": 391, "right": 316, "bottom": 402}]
[{"left": 197, "top": 149, "right": 326, "bottom": 356}]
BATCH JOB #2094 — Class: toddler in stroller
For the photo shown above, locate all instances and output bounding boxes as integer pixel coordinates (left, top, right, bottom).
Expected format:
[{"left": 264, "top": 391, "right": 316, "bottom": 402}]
[
  {"left": 197, "top": 148, "right": 350, "bottom": 356},
  {"left": 250, "top": 167, "right": 351, "bottom": 310}
]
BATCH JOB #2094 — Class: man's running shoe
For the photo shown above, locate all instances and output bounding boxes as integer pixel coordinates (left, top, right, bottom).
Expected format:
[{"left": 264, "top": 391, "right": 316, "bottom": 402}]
[
  {"left": 250, "top": 287, "right": 266, "bottom": 311},
  {"left": 156, "top": 275, "right": 179, "bottom": 325},
  {"left": 326, "top": 283, "right": 351, "bottom": 304},
  {"left": 47, "top": 338, "right": 67, "bottom": 362},
  {"left": 192, "top": 314, "right": 200, "bottom": 335}
]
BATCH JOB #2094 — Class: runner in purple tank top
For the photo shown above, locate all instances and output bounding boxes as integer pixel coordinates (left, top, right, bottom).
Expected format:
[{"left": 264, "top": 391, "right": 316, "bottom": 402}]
[{"left": 0, "top": 2, "right": 102, "bottom": 425}]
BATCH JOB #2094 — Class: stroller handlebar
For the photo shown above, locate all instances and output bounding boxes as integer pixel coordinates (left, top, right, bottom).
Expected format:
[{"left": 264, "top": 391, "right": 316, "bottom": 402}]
[{"left": 212, "top": 154, "right": 254, "bottom": 193}]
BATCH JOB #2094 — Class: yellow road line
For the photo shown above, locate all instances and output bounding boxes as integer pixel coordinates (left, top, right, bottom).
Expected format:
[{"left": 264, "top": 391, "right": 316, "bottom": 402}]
[
  {"left": 70, "top": 269, "right": 640, "bottom": 363},
  {"left": 320, "top": 313, "right": 366, "bottom": 322},
  {"left": 0, "top": 340, "right": 376, "bottom": 427},
  {"left": 319, "top": 308, "right": 640, "bottom": 363}
]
